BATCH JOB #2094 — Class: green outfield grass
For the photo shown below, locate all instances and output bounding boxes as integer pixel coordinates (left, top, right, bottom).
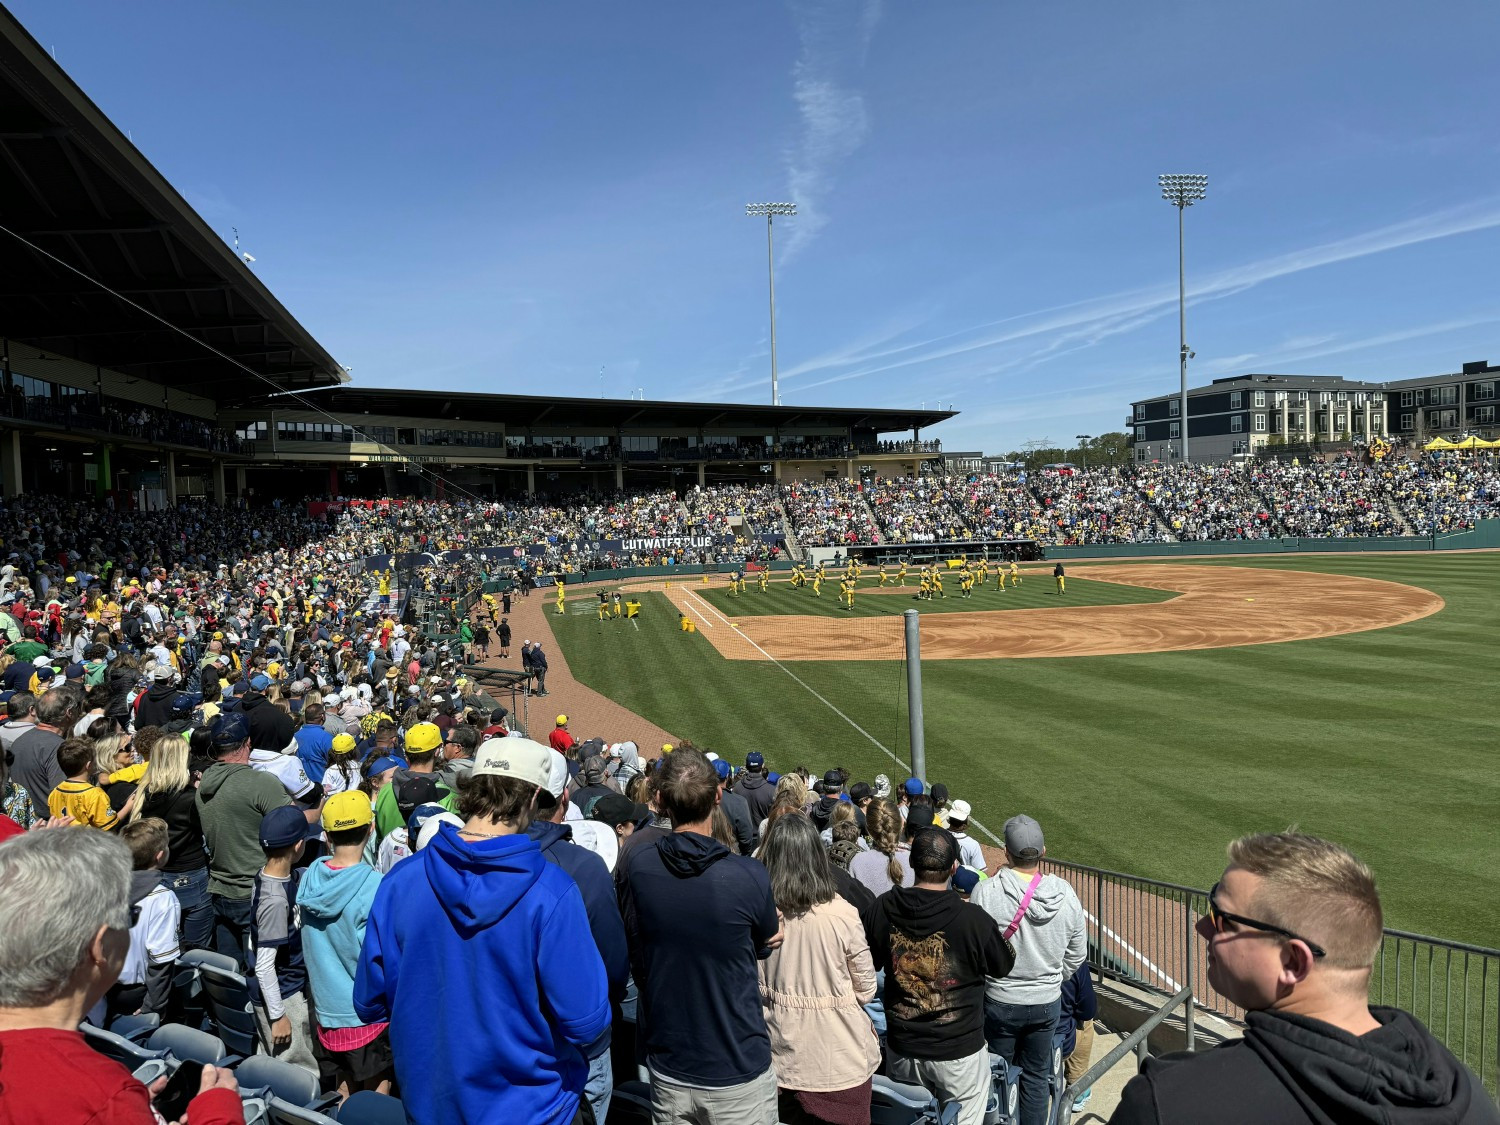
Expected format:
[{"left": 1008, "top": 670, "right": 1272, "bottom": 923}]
[
  {"left": 550, "top": 552, "right": 1500, "bottom": 947},
  {"left": 696, "top": 573, "right": 1175, "bottom": 618}
]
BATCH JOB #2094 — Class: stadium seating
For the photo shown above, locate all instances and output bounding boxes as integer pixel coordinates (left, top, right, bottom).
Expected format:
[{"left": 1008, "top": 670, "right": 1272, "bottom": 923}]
[
  {"left": 180, "top": 949, "right": 260, "bottom": 1059},
  {"left": 870, "top": 1074, "right": 962, "bottom": 1125}
]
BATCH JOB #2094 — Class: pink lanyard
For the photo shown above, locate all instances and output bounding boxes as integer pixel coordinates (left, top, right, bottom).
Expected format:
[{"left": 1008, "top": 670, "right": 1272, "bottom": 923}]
[{"left": 1003, "top": 872, "right": 1044, "bottom": 941}]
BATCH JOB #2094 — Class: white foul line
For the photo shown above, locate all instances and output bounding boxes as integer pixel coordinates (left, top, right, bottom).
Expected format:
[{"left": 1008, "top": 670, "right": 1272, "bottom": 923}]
[{"left": 686, "top": 589, "right": 1176, "bottom": 990}]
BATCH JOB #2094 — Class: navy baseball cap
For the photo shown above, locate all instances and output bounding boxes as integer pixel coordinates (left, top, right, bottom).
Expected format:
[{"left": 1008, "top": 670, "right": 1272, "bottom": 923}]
[
  {"left": 745, "top": 751, "right": 765, "bottom": 771},
  {"left": 259, "top": 806, "right": 315, "bottom": 850},
  {"left": 209, "top": 713, "right": 250, "bottom": 749},
  {"left": 65, "top": 662, "right": 87, "bottom": 681}
]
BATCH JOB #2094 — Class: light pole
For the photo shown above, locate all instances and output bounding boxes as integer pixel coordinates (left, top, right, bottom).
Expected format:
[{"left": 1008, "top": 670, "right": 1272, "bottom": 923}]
[
  {"left": 746, "top": 202, "right": 796, "bottom": 406},
  {"left": 1159, "top": 174, "right": 1207, "bottom": 463},
  {"left": 1075, "top": 433, "right": 1092, "bottom": 470}
]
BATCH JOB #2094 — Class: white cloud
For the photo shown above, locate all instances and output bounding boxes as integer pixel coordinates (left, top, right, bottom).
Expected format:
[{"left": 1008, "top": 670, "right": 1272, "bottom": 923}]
[{"left": 780, "top": 0, "right": 881, "bottom": 260}]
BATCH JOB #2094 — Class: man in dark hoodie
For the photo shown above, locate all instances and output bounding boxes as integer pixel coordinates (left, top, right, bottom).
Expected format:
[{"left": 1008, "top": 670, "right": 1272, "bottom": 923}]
[
  {"left": 1109, "top": 832, "right": 1499, "bottom": 1125},
  {"left": 619, "top": 745, "right": 783, "bottom": 1125},
  {"left": 527, "top": 746, "right": 629, "bottom": 1124},
  {"left": 809, "top": 769, "right": 845, "bottom": 834},
  {"left": 240, "top": 673, "right": 295, "bottom": 752},
  {"left": 864, "top": 827, "right": 1016, "bottom": 1125},
  {"left": 133, "top": 664, "right": 181, "bottom": 728},
  {"left": 733, "top": 751, "right": 776, "bottom": 824}
]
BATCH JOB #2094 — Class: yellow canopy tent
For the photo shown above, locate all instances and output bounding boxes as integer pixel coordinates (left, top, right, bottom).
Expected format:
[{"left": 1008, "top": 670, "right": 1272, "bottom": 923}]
[
  {"left": 1424, "top": 437, "right": 1462, "bottom": 450},
  {"left": 1475, "top": 437, "right": 1500, "bottom": 449}
]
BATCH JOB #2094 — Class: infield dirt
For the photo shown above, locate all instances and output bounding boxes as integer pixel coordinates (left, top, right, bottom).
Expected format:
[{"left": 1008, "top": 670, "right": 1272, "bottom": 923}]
[{"left": 659, "top": 564, "right": 1444, "bottom": 660}]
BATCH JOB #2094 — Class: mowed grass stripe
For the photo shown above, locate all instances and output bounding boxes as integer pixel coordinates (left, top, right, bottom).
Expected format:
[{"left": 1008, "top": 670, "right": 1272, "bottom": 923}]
[{"left": 552, "top": 554, "right": 1500, "bottom": 945}]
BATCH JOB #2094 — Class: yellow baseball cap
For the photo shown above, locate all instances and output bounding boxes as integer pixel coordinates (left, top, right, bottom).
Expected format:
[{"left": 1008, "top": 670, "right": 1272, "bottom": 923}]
[
  {"left": 322, "top": 791, "right": 373, "bottom": 832},
  {"left": 331, "top": 733, "right": 357, "bottom": 754},
  {"left": 405, "top": 722, "right": 443, "bottom": 753},
  {"left": 662, "top": 743, "right": 674, "bottom": 754},
  {"left": 555, "top": 714, "right": 568, "bottom": 727}
]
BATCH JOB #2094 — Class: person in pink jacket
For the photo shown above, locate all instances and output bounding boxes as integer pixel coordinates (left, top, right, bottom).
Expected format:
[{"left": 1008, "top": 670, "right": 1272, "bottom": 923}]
[{"left": 757, "top": 812, "right": 881, "bottom": 1125}]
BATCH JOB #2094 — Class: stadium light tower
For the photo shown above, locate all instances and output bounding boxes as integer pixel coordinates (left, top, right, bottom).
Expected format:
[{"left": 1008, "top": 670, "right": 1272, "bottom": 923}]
[
  {"left": 1075, "top": 433, "right": 1092, "bottom": 470},
  {"left": 746, "top": 202, "right": 797, "bottom": 406},
  {"left": 1159, "top": 174, "right": 1207, "bottom": 462}
]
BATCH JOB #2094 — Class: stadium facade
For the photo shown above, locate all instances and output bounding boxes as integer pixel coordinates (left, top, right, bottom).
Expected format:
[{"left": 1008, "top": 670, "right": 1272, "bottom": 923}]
[{"left": 0, "top": 6, "right": 952, "bottom": 505}]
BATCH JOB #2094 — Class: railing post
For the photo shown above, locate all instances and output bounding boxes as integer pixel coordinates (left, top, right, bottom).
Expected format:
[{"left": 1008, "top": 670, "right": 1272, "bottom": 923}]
[{"left": 1184, "top": 891, "right": 1196, "bottom": 1050}]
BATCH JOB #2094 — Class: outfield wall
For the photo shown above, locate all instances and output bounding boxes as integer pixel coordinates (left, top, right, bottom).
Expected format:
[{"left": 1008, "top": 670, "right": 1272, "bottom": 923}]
[
  {"left": 460, "top": 520, "right": 1500, "bottom": 589},
  {"left": 1047, "top": 519, "right": 1500, "bottom": 561}
]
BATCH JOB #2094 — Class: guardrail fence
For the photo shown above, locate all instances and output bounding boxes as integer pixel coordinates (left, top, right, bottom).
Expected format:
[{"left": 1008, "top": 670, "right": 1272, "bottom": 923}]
[{"left": 1040, "top": 857, "right": 1498, "bottom": 1099}]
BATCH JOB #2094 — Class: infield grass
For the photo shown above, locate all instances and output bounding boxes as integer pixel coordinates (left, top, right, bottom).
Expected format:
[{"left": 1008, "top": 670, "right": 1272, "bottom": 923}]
[
  {"left": 551, "top": 552, "right": 1500, "bottom": 948},
  {"left": 696, "top": 573, "right": 1174, "bottom": 618}
]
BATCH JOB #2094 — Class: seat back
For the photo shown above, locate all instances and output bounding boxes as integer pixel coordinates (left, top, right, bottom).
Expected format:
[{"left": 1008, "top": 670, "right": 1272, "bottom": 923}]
[
  {"left": 235, "top": 1054, "right": 323, "bottom": 1107},
  {"left": 79, "top": 1022, "right": 163, "bottom": 1070},
  {"left": 179, "top": 948, "right": 241, "bottom": 974},
  {"left": 871, "top": 1074, "right": 943, "bottom": 1125},
  {"left": 334, "top": 1090, "right": 406, "bottom": 1124},
  {"left": 147, "top": 1022, "right": 232, "bottom": 1066},
  {"left": 986, "top": 1054, "right": 1022, "bottom": 1125},
  {"left": 265, "top": 1098, "right": 339, "bottom": 1125},
  {"left": 609, "top": 1079, "right": 653, "bottom": 1124},
  {"left": 196, "top": 962, "right": 261, "bottom": 1058}
]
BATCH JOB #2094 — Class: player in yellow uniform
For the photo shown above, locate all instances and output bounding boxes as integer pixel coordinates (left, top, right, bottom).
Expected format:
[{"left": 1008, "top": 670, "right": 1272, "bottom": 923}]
[
  {"left": 790, "top": 564, "right": 805, "bottom": 589},
  {"left": 729, "top": 571, "right": 742, "bottom": 597},
  {"left": 975, "top": 559, "right": 989, "bottom": 587},
  {"left": 932, "top": 566, "right": 946, "bottom": 599},
  {"left": 959, "top": 569, "right": 973, "bottom": 599},
  {"left": 739, "top": 572, "right": 749, "bottom": 595},
  {"left": 1054, "top": 562, "right": 1066, "bottom": 596},
  {"left": 555, "top": 580, "right": 566, "bottom": 615},
  {"left": 815, "top": 562, "right": 827, "bottom": 586},
  {"left": 811, "top": 572, "right": 822, "bottom": 597},
  {"left": 996, "top": 562, "right": 1007, "bottom": 592},
  {"left": 841, "top": 575, "right": 856, "bottom": 609},
  {"left": 1010, "top": 561, "right": 1021, "bottom": 588},
  {"left": 897, "top": 560, "right": 909, "bottom": 587},
  {"left": 878, "top": 564, "right": 890, "bottom": 588},
  {"left": 758, "top": 569, "right": 770, "bottom": 593},
  {"left": 918, "top": 571, "right": 932, "bottom": 600},
  {"left": 597, "top": 592, "right": 610, "bottom": 622}
]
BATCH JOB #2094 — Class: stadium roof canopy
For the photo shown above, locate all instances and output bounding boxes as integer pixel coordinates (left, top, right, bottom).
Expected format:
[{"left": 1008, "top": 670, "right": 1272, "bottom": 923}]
[
  {"left": 0, "top": 7, "right": 346, "bottom": 405},
  {"left": 277, "top": 386, "right": 958, "bottom": 434}
]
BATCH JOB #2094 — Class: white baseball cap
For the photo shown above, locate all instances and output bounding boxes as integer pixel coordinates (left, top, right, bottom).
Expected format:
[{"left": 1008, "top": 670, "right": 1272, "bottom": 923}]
[
  {"left": 472, "top": 737, "right": 552, "bottom": 789},
  {"left": 949, "top": 799, "right": 972, "bottom": 823}
]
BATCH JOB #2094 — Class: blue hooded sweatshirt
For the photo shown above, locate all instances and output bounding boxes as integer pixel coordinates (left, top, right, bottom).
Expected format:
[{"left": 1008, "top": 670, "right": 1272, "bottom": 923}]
[
  {"left": 354, "top": 824, "right": 609, "bottom": 1125},
  {"left": 619, "top": 830, "right": 779, "bottom": 1087},
  {"left": 298, "top": 857, "right": 383, "bottom": 1029}
]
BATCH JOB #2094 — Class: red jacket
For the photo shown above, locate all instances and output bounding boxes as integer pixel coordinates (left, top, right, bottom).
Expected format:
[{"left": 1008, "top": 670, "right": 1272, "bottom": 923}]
[
  {"left": 549, "top": 728, "right": 575, "bottom": 755},
  {"left": 0, "top": 1028, "right": 242, "bottom": 1124}
]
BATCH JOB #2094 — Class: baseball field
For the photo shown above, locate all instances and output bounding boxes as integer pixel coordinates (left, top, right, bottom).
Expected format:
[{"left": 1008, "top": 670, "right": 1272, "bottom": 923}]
[{"left": 549, "top": 552, "right": 1498, "bottom": 947}]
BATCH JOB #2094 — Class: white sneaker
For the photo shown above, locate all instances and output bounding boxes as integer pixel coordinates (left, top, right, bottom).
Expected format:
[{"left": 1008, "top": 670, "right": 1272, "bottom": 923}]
[{"left": 1071, "top": 1088, "right": 1092, "bottom": 1113}]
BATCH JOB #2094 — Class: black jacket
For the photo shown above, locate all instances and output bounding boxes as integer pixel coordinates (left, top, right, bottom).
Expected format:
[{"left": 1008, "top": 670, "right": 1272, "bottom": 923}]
[
  {"left": 240, "top": 692, "right": 295, "bottom": 753},
  {"left": 134, "top": 682, "right": 180, "bottom": 729},
  {"left": 732, "top": 771, "right": 776, "bottom": 824},
  {"left": 863, "top": 884, "right": 1015, "bottom": 1062},
  {"left": 619, "top": 831, "right": 779, "bottom": 1088},
  {"left": 1111, "top": 1007, "right": 1500, "bottom": 1125}
]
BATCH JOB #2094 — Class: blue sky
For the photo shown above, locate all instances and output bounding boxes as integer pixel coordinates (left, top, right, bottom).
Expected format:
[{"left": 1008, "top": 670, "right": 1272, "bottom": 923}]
[{"left": 14, "top": 0, "right": 1500, "bottom": 453}]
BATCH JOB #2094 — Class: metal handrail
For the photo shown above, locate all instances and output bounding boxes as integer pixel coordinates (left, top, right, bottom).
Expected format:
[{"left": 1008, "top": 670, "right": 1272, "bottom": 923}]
[{"left": 1051, "top": 986, "right": 1193, "bottom": 1124}]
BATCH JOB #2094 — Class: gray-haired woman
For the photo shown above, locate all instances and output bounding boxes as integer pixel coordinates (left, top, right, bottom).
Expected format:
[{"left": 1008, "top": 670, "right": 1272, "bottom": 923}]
[
  {"left": 0, "top": 829, "right": 240, "bottom": 1120},
  {"left": 757, "top": 812, "right": 880, "bottom": 1125}
]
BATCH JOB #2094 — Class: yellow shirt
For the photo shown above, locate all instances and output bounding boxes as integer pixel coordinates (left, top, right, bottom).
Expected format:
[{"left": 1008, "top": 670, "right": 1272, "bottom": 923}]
[
  {"left": 48, "top": 780, "right": 118, "bottom": 830},
  {"left": 108, "top": 762, "right": 148, "bottom": 786}
]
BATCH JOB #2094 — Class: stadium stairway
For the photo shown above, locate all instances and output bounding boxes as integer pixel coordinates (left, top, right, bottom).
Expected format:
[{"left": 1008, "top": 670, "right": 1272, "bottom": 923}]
[
  {"left": 855, "top": 492, "right": 882, "bottom": 539},
  {"left": 776, "top": 499, "right": 806, "bottom": 561},
  {"left": 1383, "top": 496, "right": 1416, "bottom": 534}
]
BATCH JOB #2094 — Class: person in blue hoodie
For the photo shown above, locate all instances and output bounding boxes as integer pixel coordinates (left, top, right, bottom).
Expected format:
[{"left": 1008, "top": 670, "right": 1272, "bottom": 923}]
[
  {"left": 299, "top": 790, "right": 390, "bottom": 1096},
  {"left": 354, "top": 737, "right": 609, "bottom": 1125},
  {"left": 619, "top": 745, "right": 783, "bottom": 1125},
  {"left": 526, "top": 749, "right": 629, "bottom": 1125}
]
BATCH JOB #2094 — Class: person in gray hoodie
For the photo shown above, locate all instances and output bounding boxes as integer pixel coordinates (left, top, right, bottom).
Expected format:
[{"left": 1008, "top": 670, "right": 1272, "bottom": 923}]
[{"left": 970, "top": 813, "right": 1086, "bottom": 1125}]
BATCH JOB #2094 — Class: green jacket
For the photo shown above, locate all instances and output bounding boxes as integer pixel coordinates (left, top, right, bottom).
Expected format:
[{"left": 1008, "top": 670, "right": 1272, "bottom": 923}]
[
  {"left": 196, "top": 761, "right": 294, "bottom": 900},
  {"left": 373, "top": 769, "right": 456, "bottom": 840}
]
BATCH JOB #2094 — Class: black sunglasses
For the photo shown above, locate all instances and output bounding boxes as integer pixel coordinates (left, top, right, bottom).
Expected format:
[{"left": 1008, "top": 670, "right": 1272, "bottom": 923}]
[{"left": 1208, "top": 882, "right": 1327, "bottom": 959}]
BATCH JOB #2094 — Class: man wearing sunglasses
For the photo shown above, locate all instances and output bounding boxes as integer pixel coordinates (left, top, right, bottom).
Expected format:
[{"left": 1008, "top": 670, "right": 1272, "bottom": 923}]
[{"left": 1110, "top": 832, "right": 1496, "bottom": 1124}]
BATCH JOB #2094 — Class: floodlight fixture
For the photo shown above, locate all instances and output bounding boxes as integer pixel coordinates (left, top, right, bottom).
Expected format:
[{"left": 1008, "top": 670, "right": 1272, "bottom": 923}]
[
  {"left": 745, "top": 203, "right": 798, "bottom": 405},
  {"left": 1159, "top": 173, "right": 1208, "bottom": 461}
]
